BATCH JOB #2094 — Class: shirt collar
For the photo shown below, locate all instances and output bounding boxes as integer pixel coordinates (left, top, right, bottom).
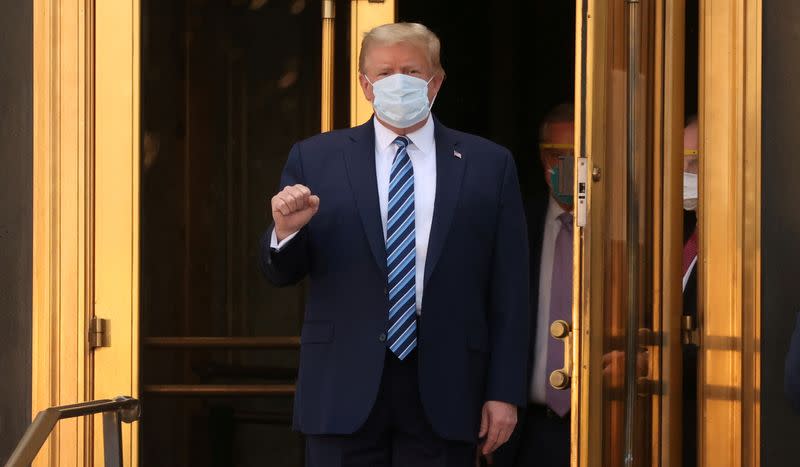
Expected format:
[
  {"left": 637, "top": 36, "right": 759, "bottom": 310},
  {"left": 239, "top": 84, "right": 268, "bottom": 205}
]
[
  {"left": 546, "top": 195, "right": 568, "bottom": 225},
  {"left": 373, "top": 116, "right": 436, "bottom": 156}
]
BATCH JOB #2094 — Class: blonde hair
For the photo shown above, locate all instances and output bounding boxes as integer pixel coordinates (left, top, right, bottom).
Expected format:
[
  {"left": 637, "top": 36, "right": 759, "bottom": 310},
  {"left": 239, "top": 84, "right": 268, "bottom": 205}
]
[{"left": 359, "top": 22, "right": 444, "bottom": 75}]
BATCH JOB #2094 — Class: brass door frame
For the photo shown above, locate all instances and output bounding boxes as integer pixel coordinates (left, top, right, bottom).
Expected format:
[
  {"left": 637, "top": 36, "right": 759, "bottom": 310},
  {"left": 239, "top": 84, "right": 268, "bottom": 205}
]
[
  {"left": 697, "top": 1, "right": 762, "bottom": 467},
  {"left": 349, "top": 0, "right": 396, "bottom": 126},
  {"left": 576, "top": 1, "right": 762, "bottom": 467},
  {"left": 574, "top": 1, "right": 685, "bottom": 466},
  {"left": 32, "top": 0, "right": 97, "bottom": 464},
  {"left": 657, "top": 2, "right": 687, "bottom": 467}
]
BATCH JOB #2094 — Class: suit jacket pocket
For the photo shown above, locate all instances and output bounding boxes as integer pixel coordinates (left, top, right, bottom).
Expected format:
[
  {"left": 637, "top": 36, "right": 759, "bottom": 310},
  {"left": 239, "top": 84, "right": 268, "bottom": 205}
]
[{"left": 300, "top": 321, "right": 334, "bottom": 344}]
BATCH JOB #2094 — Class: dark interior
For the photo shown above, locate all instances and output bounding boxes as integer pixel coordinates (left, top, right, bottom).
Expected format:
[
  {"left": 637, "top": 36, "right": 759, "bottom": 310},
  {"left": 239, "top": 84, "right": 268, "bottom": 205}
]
[
  {"left": 140, "top": 1, "right": 339, "bottom": 465},
  {"left": 398, "top": 0, "right": 576, "bottom": 209},
  {"left": 762, "top": 0, "right": 800, "bottom": 464}
]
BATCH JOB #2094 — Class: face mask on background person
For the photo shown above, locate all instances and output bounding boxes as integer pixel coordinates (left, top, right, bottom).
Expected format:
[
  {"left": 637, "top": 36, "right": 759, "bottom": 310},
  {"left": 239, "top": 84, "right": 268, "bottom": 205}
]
[
  {"left": 366, "top": 73, "right": 436, "bottom": 129},
  {"left": 549, "top": 155, "right": 575, "bottom": 207},
  {"left": 683, "top": 172, "right": 698, "bottom": 211},
  {"left": 539, "top": 148, "right": 575, "bottom": 208}
]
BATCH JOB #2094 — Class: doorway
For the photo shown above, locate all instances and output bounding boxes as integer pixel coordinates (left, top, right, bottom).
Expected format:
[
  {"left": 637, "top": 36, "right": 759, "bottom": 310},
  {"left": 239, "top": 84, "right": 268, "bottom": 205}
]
[
  {"left": 26, "top": 0, "right": 763, "bottom": 464},
  {"left": 398, "top": 1, "right": 576, "bottom": 213},
  {"left": 138, "top": 1, "right": 577, "bottom": 465}
]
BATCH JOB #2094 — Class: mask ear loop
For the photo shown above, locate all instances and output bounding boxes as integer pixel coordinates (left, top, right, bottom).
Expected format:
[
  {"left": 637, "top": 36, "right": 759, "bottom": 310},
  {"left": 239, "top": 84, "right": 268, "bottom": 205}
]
[
  {"left": 426, "top": 75, "right": 438, "bottom": 110},
  {"left": 363, "top": 74, "right": 375, "bottom": 88}
]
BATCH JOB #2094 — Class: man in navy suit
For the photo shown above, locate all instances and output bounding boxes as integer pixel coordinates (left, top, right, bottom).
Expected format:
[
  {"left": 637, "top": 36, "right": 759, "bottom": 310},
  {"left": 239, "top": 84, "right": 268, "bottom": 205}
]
[
  {"left": 787, "top": 312, "right": 800, "bottom": 413},
  {"left": 259, "top": 23, "right": 530, "bottom": 466}
]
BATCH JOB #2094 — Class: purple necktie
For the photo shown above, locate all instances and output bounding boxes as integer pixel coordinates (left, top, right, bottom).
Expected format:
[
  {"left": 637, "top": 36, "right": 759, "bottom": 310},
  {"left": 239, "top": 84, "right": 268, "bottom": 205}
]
[{"left": 545, "top": 211, "right": 573, "bottom": 417}]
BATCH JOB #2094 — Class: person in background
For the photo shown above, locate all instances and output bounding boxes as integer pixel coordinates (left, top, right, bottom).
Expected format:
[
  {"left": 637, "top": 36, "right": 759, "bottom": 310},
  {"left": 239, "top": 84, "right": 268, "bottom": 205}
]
[
  {"left": 260, "top": 22, "right": 530, "bottom": 467},
  {"left": 682, "top": 117, "right": 699, "bottom": 467},
  {"left": 492, "top": 103, "right": 574, "bottom": 467}
]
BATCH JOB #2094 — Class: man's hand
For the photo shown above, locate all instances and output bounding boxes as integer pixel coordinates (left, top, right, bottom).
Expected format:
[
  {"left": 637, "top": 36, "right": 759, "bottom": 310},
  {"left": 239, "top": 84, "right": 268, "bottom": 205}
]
[
  {"left": 478, "top": 401, "right": 517, "bottom": 456},
  {"left": 271, "top": 184, "right": 320, "bottom": 241}
]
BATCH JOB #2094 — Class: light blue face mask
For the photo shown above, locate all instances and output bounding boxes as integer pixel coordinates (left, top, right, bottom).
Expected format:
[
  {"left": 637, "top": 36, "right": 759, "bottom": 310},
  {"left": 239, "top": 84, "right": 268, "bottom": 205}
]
[
  {"left": 366, "top": 73, "right": 436, "bottom": 129},
  {"left": 683, "top": 172, "right": 698, "bottom": 211}
]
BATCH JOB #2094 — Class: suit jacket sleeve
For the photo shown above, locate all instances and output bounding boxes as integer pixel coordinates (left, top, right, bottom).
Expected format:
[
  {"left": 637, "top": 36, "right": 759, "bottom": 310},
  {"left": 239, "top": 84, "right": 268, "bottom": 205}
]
[
  {"left": 786, "top": 311, "right": 800, "bottom": 412},
  {"left": 486, "top": 151, "right": 531, "bottom": 406},
  {"left": 258, "top": 143, "right": 310, "bottom": 287}
]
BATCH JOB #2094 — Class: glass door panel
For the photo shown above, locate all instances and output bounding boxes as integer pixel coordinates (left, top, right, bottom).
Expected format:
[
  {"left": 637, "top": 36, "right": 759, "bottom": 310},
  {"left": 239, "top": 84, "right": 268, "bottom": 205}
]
[
  {"left": 575, "top": 0, "right": 683, "bottom": 466},
  {"left": 138, "top": 1, "right": 362, "bottom": 465}
]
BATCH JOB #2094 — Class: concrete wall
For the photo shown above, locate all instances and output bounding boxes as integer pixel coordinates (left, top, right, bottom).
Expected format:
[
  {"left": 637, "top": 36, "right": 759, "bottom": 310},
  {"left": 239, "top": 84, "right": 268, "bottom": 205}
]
[
  {"left": 0, "top": 1, "right": 33, "bottom": 462},
  {"left": 762, "top": 1, "right": 800, "bottom": 464}
]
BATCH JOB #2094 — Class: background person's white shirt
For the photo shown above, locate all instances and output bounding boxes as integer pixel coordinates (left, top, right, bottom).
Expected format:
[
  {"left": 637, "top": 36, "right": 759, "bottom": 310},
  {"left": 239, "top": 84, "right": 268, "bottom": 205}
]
[
  {"left": 271, "top": 116, "right": 437, "bottom": 314},
  {"left": 531, "top": 196, "right": 567, "bottom": 404}
]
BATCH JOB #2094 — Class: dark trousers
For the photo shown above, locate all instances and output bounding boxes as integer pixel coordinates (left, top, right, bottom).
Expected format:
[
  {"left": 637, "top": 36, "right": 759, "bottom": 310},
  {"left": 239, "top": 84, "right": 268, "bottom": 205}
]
[
  {"left": 305, "top": 350, "right": 476, "bottom": 467},
  {"left": 491, "top": 404, "right": 569, "bottom": 467}
]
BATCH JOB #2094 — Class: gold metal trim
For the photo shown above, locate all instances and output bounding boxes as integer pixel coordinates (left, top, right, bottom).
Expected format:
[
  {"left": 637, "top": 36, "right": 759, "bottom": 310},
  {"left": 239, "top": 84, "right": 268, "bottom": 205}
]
[
  {"left": 573, "top": 0, "right": 601, "bottom": 465},
  {"left": 321, "top": 1, "right": 336, "bottom": 131},
  {"left": 32, "top": 0, "right": 93, "bottom": 464},
  {"left": 92, "top": 0, "right": 141, "bottom": 464},
  {"left": 143, "top": 385, "right": 296, "bottom": 396},
  {"left": 698, "top": 1, "right": 762, "bottom": 466},
  {"left": 549, "top": 320, "right": 573, "bottom": 390},
  {"left": 741, "top": 1, "right": 762, "bottom": 465},
  {"left": 323, "top": 0, "right": 336, "bottom": 19},
  {"left": 143, "top": 336, "right": 301, "bottom": 349},
  {"left": 658, "top": 2, "right": 686, "bottom": 467},
  {"left": 540, "top": 143, "right": 576, "bottom": 150},
  {"left": 349, "top": 0, "right": 396, "bottom": 126}
]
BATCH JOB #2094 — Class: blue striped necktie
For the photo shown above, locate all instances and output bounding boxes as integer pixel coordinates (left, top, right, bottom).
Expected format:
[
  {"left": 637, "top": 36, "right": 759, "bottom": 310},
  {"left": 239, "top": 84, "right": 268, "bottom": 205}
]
[{"left": 386, "top": 136, "right": 417, "bottom": 360}]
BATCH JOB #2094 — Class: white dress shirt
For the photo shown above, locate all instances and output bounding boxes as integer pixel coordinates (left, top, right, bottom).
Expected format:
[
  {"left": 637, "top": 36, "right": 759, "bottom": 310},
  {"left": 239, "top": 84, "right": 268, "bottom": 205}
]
[
  {"left": 272, "top": 116, "right": 437, "bottom": 313},
  {"left": 531, "top": 196, "right": 567, "bottom": 404}
]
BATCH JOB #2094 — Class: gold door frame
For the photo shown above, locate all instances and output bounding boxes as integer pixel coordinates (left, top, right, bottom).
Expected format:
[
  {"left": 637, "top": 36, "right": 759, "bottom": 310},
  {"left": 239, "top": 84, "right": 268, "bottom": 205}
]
[
  {"left": 574, "top": 1, "right": 762, "bottom": 467},
  {"left": 573, "top": 1, "right": 685, "bottom": 465},
  {"left": 697, "top": 1, "right": 762, "bottom": 467},
  {"left": 350, "top": 0, "right": 395, "bottom": 126},
  {"left": 32, "top": 0, "right": 95, "bottom": 463},
  {"left": 33, "top": 0, "right": 141, "bottom": 465}
]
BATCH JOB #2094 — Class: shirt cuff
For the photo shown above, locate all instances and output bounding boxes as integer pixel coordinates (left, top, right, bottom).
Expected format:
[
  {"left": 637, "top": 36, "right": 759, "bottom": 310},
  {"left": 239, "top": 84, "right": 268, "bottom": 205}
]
[{"left": 270, "top": 228, "right": 299, "bottom": 251}]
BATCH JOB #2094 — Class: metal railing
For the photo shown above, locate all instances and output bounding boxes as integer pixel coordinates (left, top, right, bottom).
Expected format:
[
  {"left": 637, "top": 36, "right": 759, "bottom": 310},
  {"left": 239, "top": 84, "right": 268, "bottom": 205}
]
[{"left": 4, "top": 396, "right": 141, "bottom": 467}]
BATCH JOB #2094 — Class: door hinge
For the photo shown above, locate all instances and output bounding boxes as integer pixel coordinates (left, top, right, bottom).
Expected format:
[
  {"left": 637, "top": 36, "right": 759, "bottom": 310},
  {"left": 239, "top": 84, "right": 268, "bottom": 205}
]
[{"left": 89, "top": 316, "right": 111, "bottom": 349}]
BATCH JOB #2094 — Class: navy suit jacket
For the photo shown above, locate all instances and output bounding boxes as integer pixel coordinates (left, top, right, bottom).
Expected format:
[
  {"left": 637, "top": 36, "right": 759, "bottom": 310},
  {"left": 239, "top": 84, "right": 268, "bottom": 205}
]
[
  {"left": 786, "top": 312, "right": 800, "bottom": 413},
  {"left": 259, "top": 117, "right": 530, "bottom": 442}
]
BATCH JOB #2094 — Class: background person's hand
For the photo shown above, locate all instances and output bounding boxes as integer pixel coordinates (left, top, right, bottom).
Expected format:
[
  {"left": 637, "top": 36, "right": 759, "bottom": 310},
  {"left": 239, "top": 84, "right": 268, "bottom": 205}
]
[
  {"left": 478, "top": 400, "right": 517, "bottom": 455},
  {"left": 271, "top": 184, "right": 320, "bottom": 241},
  {"left": 602, "top": 348, "right": 650, "bottom": 388}
]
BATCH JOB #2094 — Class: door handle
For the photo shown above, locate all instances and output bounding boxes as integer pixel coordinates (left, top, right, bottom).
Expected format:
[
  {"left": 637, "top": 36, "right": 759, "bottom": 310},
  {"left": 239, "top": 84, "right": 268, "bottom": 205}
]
[{"left": 549, "top": 320, "right": 572, "bottom": 390}]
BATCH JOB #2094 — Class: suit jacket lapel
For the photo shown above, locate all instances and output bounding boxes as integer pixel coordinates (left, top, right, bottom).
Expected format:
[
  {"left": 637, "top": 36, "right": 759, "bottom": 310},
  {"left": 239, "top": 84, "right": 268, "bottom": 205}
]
[
  {"left": 424, "top": 121, "right": 465, "bottom": 287},
  {"left": 344, "top": 119, "right": 388, "bottom": 276}
]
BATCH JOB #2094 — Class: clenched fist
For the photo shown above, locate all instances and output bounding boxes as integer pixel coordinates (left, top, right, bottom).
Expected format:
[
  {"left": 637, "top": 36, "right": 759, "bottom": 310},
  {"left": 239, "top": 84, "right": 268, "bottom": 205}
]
[{"left": 271, "top": 184, "right": 320, "bottom": 242}]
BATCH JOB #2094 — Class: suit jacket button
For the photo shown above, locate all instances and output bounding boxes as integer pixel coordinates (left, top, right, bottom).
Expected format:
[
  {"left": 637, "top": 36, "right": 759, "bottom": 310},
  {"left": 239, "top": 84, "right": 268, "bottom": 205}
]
[
  {"left": 379, "top": 333, "right": 387, "bottom": 342},
  {"left": 384, "top": 287, "right": 388, "bottom": 295}
]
